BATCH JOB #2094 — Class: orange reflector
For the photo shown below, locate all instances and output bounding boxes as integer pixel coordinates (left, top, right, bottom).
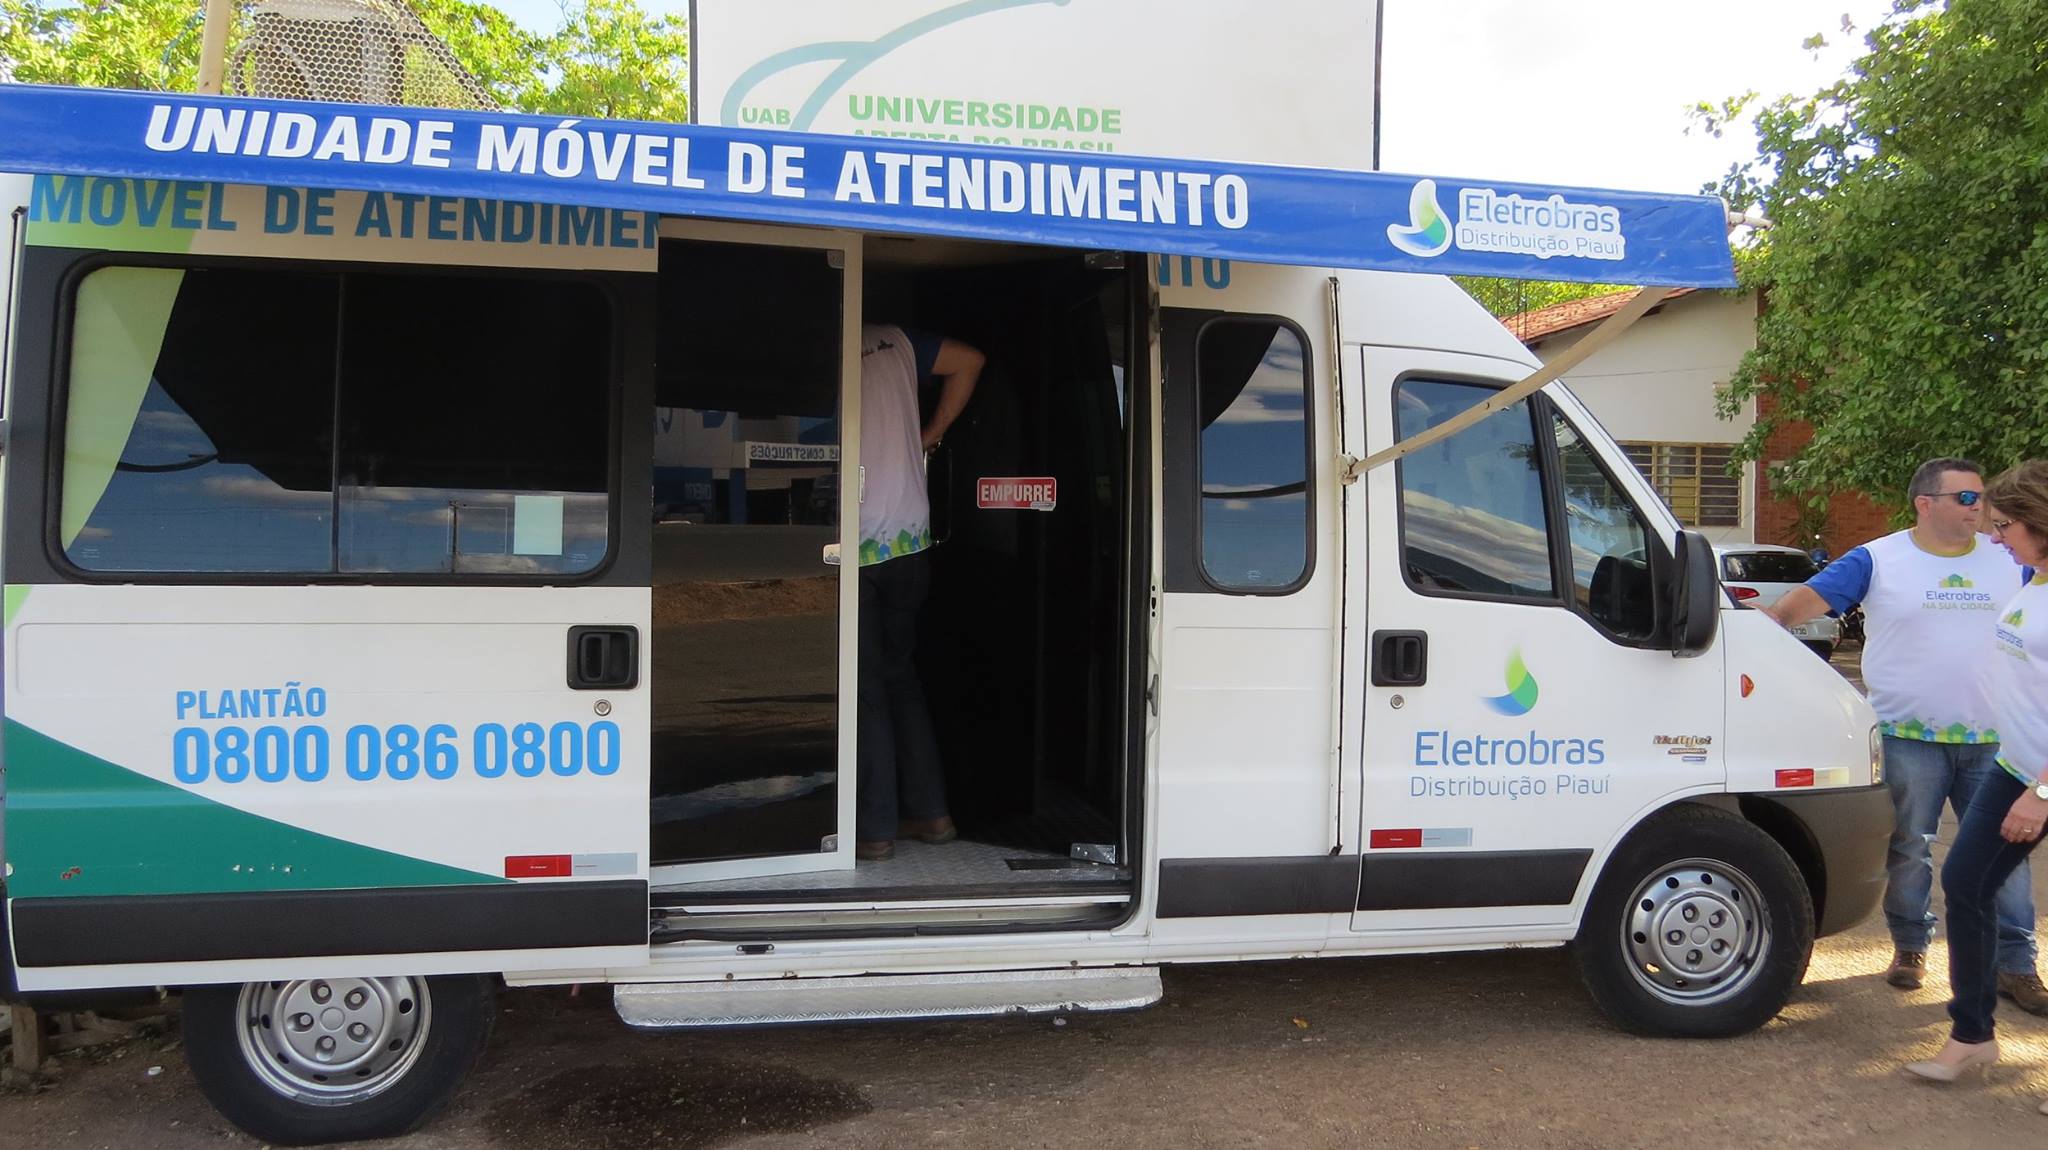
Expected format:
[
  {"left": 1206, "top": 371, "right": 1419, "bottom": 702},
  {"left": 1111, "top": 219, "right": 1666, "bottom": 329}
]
[
  {"left": 1740, "top": 674, "right": 1755, "bottom": 698},
  {"left": 505, "top": 854, "right": 572, "bottom": 877},
  {"left": 1370, "top": 828, "right": 1423, "bottom": 849},
  {"left": 1775, "top": 768, "right": 1815, "bottom": 789}
]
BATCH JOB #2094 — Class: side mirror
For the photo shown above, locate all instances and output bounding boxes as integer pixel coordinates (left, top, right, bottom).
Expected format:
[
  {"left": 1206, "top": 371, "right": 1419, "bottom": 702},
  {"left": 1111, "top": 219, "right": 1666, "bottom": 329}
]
[{"left": 1667, "top": 529, "right": 1720, "bottom": 656}]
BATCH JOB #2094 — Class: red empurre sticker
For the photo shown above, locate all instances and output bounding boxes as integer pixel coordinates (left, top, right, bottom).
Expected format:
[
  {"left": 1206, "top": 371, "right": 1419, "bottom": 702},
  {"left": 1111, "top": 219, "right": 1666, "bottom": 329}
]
[{"left": 976, "top": 477, "right": 1057, "bottom": 510}]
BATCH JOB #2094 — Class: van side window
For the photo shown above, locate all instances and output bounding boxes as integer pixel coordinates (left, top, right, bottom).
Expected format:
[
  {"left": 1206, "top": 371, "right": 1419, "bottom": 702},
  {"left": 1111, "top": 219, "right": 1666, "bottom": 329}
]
[
  {"left": 1553, "top": 414, "right": 1656, "bottom": 639},
  {"left": 1395, "top": 379, "right": 1555, "bottom": 600},
  {"left": 59, "top": 264, "right": 613, "bottom": 578},
  {"left": 60, "top": 266, "right": 339, "bottom": 572},
  {"left": 1197, "top": 319, "right": 1310, "bottom": 590}
]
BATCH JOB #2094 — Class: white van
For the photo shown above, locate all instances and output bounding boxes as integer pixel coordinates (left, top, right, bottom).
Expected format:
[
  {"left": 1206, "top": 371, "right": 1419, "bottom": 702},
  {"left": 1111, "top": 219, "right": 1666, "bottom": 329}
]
[{"left": 0, "top": 94, "right": 1888, "bottom": 1144}]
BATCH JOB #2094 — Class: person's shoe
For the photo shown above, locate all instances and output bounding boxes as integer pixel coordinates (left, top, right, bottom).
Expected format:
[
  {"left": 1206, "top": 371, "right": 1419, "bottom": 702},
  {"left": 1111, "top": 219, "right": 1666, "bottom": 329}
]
[
  {"left": 855, "top": 840, "right": 894, "bottom": 862},
  {"left": 1886, "top": 950, "right": 1928, "bottom": 989},
  {"left": 1903, "top": 1039, "right": 1999, "bottom": 1082},
  {"left": 1997, "top": 971, "right": 2048, "bottom": 1015},
  {"left": 897, "top": 815, "right": 957, "bottom": 844}
]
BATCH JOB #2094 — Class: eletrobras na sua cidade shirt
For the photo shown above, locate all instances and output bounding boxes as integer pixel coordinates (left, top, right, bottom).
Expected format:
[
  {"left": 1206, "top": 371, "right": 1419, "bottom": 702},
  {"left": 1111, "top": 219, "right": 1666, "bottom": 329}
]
[
  {"left": 856, "top": 323, "right": 942, "bottom": 567},
  {"left": 1808, "top": 529, "right": 2024, "bottom": 743},
  {"left": 1983, "top": 572, "right": 2048, "bottom": 785}
]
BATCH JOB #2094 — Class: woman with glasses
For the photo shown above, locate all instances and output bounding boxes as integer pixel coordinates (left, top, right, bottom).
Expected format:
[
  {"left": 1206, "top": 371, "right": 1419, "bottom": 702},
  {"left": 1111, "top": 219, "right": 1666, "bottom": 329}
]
[{"left": 1904, "top": 459, "right": 2048, "bottom": 1114}]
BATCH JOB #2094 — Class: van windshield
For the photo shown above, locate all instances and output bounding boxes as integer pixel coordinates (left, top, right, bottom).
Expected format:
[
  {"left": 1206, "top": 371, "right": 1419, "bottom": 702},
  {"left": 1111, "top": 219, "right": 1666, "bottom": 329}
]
[{"left": 1721, "top": 551, "right": 1818, "bottom": 584}]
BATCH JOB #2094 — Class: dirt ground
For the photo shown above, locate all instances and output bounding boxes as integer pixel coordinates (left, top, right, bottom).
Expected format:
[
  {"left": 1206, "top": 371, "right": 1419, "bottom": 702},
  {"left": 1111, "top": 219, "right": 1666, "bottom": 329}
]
[{"left": 6, "top": 645, "right": 2047, "bottom": 1149}]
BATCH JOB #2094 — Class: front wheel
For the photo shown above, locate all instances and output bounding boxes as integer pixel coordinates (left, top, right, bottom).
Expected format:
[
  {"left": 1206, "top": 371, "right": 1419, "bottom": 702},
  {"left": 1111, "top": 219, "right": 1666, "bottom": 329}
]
[
  {"left": 1574, "top": 806, "right": 1813, "bottom": 1037},
  {"left": 184, "top": 974, "right": 495, "bottom": 1145}
]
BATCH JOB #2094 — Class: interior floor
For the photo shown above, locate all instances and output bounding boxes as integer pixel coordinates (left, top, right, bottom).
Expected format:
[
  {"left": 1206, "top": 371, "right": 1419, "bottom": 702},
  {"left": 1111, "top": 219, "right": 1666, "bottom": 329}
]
[{"left": 651, "top": 838, "right": 1131, "bottom": 905}]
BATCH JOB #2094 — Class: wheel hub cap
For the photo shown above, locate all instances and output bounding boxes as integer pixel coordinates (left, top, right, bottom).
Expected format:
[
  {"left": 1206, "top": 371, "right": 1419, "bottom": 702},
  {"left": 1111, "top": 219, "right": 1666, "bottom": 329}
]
[
  {"left": 237, "top": 977, "right": 431, "bottom": 1104},
  {"left": 1622, "top": 859, "right": 1771, "bottom": 1006}
]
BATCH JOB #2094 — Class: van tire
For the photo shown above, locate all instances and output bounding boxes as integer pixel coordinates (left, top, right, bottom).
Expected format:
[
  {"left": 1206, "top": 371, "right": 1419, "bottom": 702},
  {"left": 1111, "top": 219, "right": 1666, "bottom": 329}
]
[
  {"left": 183, "top": 973, "right": 495, "bottom": 1146},
  {"left": 1573, "top": 806, "right": 1813, "bottom": 1038}
]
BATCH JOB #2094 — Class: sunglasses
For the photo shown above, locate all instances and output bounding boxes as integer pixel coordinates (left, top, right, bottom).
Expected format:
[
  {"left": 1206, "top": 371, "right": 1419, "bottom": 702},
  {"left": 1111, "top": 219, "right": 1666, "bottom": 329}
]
[{"left": 1926, "top": 490, "right": 1982, "bottom": 506}]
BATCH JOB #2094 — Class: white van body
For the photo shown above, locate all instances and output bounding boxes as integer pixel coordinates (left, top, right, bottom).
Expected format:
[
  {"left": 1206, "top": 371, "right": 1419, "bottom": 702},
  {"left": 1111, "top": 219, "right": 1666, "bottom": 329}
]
[{"left": 0, "top": 103, "right": 1887, "bottom": 1148}]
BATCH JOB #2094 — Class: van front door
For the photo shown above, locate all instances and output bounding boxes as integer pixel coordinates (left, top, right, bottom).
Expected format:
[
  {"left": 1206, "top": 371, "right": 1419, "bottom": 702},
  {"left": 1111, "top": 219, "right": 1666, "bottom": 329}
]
[
  {"left": 1350, "top": 351, "right": 1725, "bottom": 933},
  {"left": 646, "top": 221, "right": 862, "bottom": 883}
]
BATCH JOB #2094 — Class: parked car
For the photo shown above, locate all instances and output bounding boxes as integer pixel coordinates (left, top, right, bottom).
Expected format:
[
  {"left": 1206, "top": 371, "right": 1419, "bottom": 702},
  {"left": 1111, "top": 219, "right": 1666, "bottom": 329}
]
[{"left": 1718, "top": 544, "right": 1839, "bottom": 659}]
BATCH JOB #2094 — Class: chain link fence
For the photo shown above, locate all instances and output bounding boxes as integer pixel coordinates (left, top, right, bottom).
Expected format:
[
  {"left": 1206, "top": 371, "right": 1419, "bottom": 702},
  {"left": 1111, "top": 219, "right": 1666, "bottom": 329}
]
[{"left": 226, "top": 0, "right": 495, "bottom": 109}]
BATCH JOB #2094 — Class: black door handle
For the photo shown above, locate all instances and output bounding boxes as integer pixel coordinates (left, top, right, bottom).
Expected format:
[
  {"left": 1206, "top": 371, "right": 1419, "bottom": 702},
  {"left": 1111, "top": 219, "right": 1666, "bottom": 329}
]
[
  {"left": 567, "top": 626, "right": 639, "bottom": 690},
  {"left": 1371, "top": 630, "right": 1428, "bottom": 687}
]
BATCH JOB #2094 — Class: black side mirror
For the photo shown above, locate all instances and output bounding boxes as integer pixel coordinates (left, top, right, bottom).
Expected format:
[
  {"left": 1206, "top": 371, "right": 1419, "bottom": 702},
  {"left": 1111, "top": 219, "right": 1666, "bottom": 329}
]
[{"left": 1666, "top": 529, "right": 1720, "bottom": 656}]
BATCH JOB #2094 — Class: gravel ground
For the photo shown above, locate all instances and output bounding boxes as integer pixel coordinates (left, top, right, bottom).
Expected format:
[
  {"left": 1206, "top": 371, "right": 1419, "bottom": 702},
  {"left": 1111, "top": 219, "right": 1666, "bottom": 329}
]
[{"left": 6, "top": 642, "right": 2046, "bottom": 1149}]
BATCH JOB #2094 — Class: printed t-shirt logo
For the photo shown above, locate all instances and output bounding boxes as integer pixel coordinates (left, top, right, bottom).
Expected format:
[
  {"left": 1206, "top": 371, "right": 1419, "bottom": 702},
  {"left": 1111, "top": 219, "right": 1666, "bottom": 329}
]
[{"left": 1942, "top": 574, "right": 1974, "bottom": 588}]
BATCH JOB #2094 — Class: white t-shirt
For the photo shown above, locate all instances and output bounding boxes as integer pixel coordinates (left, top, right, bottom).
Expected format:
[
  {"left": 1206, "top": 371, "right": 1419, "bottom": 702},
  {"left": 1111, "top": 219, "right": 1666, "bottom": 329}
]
[
  {"left": 857, "top": 324, "right": 936, "bottom": 566},
  {"left": 1984, "top": 575, "right": 2048, "bottom": 785},
  {"left": 1812, "top": 529, "right": 2022, "bottom": 742}
]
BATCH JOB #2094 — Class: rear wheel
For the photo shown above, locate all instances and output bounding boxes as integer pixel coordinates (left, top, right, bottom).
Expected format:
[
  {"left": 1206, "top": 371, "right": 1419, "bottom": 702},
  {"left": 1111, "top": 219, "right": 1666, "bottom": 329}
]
[
  {"left": 184, "top": 974, "right": 494, "bottom": 1145},
  {"left": 1574, "top": 806, "right": 1813, "bottom": 1037}
]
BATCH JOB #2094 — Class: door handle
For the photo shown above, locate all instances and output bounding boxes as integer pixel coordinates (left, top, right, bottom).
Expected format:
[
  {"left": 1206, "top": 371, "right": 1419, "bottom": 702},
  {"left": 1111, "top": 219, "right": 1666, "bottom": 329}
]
[
  {"left": 567, "top": 626, "right": 639, "bottom": 690},
  {"left": 1371, "top": 630, "right": 1428, "bottom": 687}
]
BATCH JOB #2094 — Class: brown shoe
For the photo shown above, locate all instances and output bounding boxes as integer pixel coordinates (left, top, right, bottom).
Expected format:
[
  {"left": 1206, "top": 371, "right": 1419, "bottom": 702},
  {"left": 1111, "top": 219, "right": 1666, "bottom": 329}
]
[
  {"left": 855, "top": 840, "right": 894, "bottom": 862},
  {"left": 1886, "top": 950, "right": 1927, "bottom": 989},
  {"left": 897, "top": 815, "right": 957, "bottom": 844},
  {"left": 1998, "top": 970, "right": 2048, "bottom": 1015}
]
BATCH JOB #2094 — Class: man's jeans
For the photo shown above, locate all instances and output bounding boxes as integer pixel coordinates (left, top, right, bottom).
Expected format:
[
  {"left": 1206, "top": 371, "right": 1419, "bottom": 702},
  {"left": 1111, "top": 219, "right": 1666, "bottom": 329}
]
[{"left": 1883, "top": 736, "right": 2037, "bottom": 972}]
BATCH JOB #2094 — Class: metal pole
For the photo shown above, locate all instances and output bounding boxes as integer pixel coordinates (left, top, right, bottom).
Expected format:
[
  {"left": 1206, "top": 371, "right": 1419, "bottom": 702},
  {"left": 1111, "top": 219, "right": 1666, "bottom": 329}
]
[{"left": 196, "top": 0, "right": 235, "bottom": 95}]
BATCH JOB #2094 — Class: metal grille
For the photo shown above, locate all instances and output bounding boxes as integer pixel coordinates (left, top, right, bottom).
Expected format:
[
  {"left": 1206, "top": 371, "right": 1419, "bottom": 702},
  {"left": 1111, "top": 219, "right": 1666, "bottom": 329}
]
[
  {"left": 1621, "top": 442, "right": 1742, "bottom": 528},
  {"left": 226, "top": 0, "right": 496, "bottom": 109}
]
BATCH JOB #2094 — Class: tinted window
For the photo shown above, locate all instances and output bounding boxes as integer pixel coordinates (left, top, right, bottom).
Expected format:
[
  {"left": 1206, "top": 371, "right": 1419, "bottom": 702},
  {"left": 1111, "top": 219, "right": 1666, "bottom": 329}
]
[
  {"left": 1198, "top": 319, "right": 1309, "bottom": 590},
  {"left": 61, "top": 264, "right": 612, "bottom": 577},
  {"left": 61, "top": 267, "right": 337, "bottom": 572},
  {"left": 338, "top": 274, "right": 611, "bottom": 574},
  {"left": 1555, "top": 414, "right": 1655, "bottom": 639},
  {"left": 1396, "top": 379, "right": 1554, "bottom": 599},
  {"left": 1722, "top": 551, "right": 1818, "bottom": 583}
]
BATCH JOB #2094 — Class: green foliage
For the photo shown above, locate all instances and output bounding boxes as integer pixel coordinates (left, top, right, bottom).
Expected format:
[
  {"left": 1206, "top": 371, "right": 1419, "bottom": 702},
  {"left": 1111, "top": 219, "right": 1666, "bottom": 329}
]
[
  {"left": 1451, "top": 276, "right": 1630, "bottom": 320},
  {"left": 1709, "top": 0, "right": 2048, "bottom": 514},
  {"left": 0, "top": 0, "right": 210, "bottom": 91},
  {"left": 0, "top": 0, "right": 689, "bottom": 121}
]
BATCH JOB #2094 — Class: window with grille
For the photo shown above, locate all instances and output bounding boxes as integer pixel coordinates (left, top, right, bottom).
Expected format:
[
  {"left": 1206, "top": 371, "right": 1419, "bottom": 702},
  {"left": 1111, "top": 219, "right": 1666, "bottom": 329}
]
[{"left": 1620, "top": 442, "right": 1741, "bottom": 527}]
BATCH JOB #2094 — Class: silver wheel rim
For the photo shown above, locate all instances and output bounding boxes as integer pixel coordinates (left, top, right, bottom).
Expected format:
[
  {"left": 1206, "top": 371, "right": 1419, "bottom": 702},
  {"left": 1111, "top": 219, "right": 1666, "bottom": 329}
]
[
  {"left": 235, "top": 977, "right": 432, "bottom": 1104},
  {"left": 1621, "top": 857, "right": 1771, "bottom": 1006}
]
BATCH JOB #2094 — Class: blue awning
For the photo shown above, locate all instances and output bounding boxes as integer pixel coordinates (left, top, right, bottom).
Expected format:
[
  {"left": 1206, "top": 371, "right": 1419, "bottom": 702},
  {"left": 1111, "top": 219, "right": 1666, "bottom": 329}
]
[{"left": 0, "top": 84, "right": 1736, "bottom": 288}]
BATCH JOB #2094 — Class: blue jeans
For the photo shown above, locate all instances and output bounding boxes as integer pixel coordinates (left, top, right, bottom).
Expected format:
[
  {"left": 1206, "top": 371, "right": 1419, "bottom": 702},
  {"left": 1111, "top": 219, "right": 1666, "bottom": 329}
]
[
  {"left": 1941, "top": 768, "right": 2046, "bottom": 1043},
  {"left": 1883, "top": 737, "right": 2036, "bottom": 971}
]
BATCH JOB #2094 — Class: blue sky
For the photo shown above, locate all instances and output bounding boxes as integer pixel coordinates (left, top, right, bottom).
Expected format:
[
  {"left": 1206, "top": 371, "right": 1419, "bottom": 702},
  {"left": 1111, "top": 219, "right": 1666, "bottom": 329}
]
[{"left": 488, "top": 0, "right": 1900, "bottom": 196}]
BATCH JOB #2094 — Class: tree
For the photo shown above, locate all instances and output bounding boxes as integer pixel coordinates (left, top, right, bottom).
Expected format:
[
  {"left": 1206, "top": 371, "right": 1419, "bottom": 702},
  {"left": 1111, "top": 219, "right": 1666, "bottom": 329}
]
[
  {"left": 1706, "top": 0, "right": 2048, "bottom": 514},
  {"left": 0, "top": 0, "right": 690, "bottom": 122},
  {"left": 1451, "top": 276, "right": 1628, "bottom": 320}
]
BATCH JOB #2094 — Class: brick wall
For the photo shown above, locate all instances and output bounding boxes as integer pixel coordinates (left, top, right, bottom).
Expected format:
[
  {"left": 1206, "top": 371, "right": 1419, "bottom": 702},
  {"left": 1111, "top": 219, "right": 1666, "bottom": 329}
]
[{"left": 1752, "top": 391, "right": 1895, "bottom": 554}]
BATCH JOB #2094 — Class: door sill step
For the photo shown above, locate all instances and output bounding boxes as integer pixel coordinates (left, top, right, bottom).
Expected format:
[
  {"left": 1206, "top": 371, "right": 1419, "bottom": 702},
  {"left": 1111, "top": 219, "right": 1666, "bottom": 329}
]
[{"left": 613, "top": 966, "right": 1162, "bottom": 1028}]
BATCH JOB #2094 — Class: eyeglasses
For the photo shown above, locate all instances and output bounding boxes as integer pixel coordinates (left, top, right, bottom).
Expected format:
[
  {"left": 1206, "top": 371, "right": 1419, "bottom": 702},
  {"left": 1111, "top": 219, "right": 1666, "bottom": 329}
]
[
  {"left": 1990, "top": 517, "right": 2017, "bottom": 536},
  {"left": 1925, "top": 490, "right": 1983, "bottom": 506}
]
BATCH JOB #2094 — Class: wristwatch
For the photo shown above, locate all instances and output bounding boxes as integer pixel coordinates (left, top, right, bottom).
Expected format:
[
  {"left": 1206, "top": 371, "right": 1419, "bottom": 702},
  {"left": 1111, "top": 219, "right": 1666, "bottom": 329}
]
[{"left": 2037, "top": 780, "right": 2048, "bottom": 802}]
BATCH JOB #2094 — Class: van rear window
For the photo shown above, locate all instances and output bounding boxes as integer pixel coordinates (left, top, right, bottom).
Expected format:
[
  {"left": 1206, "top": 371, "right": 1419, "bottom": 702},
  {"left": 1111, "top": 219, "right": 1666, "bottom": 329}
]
[{"left": 59, "top": 264, "right": 613, "bottom": 577}]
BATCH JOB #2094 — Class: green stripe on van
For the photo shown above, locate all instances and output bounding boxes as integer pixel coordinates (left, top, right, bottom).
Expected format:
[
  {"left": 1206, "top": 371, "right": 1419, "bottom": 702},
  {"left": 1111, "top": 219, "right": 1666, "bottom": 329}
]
[{"left": 2, "top": 720, "right": 505, "bottom": 899}]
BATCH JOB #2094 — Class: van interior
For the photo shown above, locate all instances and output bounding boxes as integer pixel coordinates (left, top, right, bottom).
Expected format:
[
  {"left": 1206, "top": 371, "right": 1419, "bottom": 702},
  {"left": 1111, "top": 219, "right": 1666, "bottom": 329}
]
[{"left": 645, "top": 233, "right": 1144, "bottom": 930}]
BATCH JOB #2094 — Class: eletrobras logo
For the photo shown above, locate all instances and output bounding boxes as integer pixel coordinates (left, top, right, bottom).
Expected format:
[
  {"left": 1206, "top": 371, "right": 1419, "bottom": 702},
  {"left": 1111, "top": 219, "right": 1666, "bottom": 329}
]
[
  {"left": 1410, "top": 650, "right": 1610, "bottom": 801},
  {"left": 1926, "top": 572, "right": 1994, "bottom": 610},
  {"left": 1388, "top": 178, "right": 1626, "bottom": 262}
]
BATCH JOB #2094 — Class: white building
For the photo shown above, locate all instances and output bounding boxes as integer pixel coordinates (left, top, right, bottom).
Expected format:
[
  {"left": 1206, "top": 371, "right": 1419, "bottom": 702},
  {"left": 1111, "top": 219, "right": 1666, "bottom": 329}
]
[{"left": 1508, "top": 287, "right": 1762, "bottom": 547}]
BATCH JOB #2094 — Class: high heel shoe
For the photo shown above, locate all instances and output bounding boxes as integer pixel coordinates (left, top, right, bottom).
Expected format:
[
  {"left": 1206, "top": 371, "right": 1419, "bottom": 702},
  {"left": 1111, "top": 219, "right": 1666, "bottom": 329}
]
[{"left": 1904, "top": 1040, "right": 1999, "bottom": 1081}]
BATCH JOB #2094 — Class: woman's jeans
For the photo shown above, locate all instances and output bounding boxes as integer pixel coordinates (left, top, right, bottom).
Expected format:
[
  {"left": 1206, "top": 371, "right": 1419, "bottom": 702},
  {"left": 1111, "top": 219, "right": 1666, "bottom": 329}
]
[
  {"left": 1884, "top": 737, "right": 2036, "bottom": 972},
  {"left": 1941, "top": 767, "right": 2047, "bottom": 1043}
]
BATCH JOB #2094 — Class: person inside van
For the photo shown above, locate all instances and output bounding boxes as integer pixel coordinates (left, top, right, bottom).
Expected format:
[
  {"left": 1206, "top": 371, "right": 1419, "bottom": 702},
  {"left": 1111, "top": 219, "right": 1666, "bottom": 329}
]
[
  {"left": 1902, "top": 460, "right": 2048, "bottom": 1114},
  {"left": 855, "top": 322, "right": 983, "bottom": 862}
]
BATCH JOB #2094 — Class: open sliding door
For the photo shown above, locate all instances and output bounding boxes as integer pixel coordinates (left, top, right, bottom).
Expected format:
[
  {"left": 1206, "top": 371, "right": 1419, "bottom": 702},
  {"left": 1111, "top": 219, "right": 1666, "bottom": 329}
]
[{"left": 647, "top": 220, "right": 863, "bottom": 885}]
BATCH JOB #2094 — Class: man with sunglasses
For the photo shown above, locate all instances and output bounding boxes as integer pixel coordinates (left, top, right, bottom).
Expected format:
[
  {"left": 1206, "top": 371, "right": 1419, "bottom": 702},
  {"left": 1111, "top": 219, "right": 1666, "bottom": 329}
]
[{"left": 1767, "top": 458, "right": 2045, "bottom": 1010}]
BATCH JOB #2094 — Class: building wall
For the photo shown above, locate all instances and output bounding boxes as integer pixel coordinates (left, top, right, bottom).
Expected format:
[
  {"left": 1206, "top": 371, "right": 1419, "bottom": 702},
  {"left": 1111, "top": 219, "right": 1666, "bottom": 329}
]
[
  {"left": 1530, "top": 291, "right": 1759, "bottom": 546},
  {"left": 1752, "top": 392, "right": 1895, "bottom": 557}
]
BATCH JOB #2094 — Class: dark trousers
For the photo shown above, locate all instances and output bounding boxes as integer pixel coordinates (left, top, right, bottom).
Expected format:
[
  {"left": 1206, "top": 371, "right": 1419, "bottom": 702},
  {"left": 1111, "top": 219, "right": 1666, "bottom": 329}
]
[
  {"left": 856, "top": 550, "right": 947, "bottom": 844},
  {"left": 1942, "top": 767, "right": 2046, "bottom": 1043}
]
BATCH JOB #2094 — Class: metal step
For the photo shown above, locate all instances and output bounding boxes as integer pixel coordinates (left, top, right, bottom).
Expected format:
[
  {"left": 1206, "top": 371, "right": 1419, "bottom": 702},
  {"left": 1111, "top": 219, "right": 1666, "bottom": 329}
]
[{"left": 613, "top": 966, "right": 1163, "bottom": 1029}]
